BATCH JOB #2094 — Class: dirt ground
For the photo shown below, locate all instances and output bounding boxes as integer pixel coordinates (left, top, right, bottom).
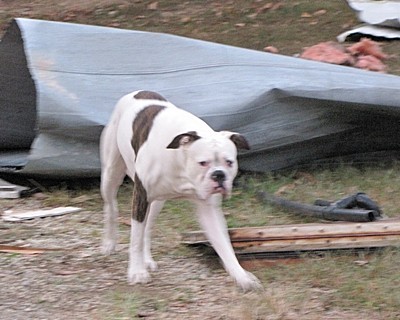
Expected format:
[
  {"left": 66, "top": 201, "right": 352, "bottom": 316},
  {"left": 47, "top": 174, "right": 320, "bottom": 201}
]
[
  {"left": 1, "top": 200, "right": 238, "bottom": 320},
  {"left": 0, "top": 194, "right": 385, "bottom": 320}
]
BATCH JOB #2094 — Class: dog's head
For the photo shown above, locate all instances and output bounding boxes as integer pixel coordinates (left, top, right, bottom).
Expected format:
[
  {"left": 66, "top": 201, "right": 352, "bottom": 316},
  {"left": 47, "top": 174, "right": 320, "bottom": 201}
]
[{"left": 167, "top": 130, "right": 250, "bottom": 200}]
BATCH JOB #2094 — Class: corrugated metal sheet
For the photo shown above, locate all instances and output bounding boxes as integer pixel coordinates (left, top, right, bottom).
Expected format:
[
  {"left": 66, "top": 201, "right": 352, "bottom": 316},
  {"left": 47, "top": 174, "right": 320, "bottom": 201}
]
[{"left": 1, "top": 18, "right": 400, "bottom": 177}]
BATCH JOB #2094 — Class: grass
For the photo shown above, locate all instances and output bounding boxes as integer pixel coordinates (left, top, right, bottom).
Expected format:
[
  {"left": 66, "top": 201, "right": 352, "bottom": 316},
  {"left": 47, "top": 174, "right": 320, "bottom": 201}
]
[
  {"left": 164, "top": 164, "right": 400, "bottom": 315},
  {"left": 258, "top": 249, "right": 400, "bottom": 313},
  {"left": 95, "top": 163, "right": 400, "bottom": 316},
  {"left": 0, "top": 1, "right": 399, "bottom": 74},
  {"left": 107, "top": 290, "right": 141, "bottom": 320},
  {"left": 12, "top": 156, "right": 400, "bottom": 318}
]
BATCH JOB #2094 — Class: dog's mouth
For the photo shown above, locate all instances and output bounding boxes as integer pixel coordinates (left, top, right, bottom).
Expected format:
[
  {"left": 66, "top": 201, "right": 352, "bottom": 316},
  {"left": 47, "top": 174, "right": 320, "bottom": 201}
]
[
  {"left": 196, "top": 181, "right": 230, "bottom": 201},
  {"left": 212, "top": 181, "right": 228, "bottom": 197}
]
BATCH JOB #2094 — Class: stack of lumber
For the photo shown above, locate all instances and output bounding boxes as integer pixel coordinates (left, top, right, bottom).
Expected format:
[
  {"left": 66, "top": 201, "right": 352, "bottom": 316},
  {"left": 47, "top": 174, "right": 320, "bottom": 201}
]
[{"left": 182, "top": 219, "right": 400, "bottom": 258}]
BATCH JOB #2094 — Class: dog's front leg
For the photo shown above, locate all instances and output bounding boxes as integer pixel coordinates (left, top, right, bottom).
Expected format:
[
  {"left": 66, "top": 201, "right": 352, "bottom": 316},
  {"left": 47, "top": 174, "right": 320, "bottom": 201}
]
[
  {"left": 195, "top": 195, "right": 262, "bottom": 291},
  {"left": 143, "top": 200, "right": 165, "bottom": 271},
  {"left": 128, "top": 176, "right": 151, "bottom": 284},
  {"left": 128, "top": 218, "right": 150, "bottom": 284}
]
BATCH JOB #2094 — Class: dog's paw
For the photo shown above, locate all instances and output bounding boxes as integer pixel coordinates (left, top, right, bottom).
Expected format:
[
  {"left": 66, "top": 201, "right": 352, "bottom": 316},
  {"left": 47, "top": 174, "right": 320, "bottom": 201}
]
[
  {"left": 145, "top": 257, "right": 158, "bottom": 272},
  {"left": 235, "top": 271, "right": 263, "bottom": 292},
  {"left": 128, "top": 268, "right": 151, "bottom": 284},
  {"left": 101, "top": 239, "right": 117, "bottom": 255}
]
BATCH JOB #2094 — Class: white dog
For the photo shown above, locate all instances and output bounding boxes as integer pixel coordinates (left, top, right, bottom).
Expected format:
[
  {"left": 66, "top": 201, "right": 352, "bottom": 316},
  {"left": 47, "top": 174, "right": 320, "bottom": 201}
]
[{"left": 100, "top": 90, "right": 261, "bottom": 291}]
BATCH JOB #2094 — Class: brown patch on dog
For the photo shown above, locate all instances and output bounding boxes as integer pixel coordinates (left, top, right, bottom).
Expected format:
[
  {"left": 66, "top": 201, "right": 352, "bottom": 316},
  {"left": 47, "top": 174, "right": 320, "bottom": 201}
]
[
  {"left": 132, "top": 174, "right": 148, "bottom": 222},
  {"left": 134, "top": 91, "right": 167, "bottom": 101},
  {"left": 132, "top": 105, "right": 166, "bottom": 154}
]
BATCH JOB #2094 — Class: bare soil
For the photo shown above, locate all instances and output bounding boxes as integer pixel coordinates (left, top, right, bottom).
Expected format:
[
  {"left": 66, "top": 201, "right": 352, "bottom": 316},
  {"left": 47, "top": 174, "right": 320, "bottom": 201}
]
[{"left": 0, "top": 191, "right": 389, "bottom": 320}]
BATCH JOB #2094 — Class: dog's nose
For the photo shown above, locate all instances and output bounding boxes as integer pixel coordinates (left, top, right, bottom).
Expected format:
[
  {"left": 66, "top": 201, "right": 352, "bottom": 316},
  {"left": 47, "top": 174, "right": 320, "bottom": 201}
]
[{"left": 211, "top": 170, "right": 226, "bottom": 184}]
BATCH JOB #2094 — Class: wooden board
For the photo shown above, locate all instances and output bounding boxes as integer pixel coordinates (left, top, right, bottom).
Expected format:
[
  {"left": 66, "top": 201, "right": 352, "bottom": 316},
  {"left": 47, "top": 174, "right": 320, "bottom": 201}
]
[
  {"left": 181, "top": 219, "right": 400, "bottom": 256},
  {"left": 2, "top": 207, "right": 82, "bottom": 222},
  {"left": 0, "top": 245, "right": 62, "bottom": 255}
]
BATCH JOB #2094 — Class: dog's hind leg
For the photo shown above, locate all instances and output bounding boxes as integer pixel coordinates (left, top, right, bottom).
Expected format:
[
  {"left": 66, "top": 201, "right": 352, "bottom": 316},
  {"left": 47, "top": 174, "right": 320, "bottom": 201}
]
[
  {"left": 144, "top": 200, "right": 165, "bottom": 271},
  {"left": 100, "top": 128, "right": 127, "bottom": 255}
]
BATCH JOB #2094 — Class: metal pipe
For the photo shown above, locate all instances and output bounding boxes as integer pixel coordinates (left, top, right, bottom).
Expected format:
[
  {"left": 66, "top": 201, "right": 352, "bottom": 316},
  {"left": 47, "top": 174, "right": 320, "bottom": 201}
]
[{"left": 257, "top": 191, "right": 378, "bottom": 222}]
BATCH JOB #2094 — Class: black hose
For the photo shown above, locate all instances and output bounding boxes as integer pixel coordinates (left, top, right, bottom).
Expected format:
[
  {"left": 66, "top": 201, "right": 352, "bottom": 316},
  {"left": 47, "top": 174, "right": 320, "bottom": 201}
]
[{"left": 257, "top": 191, "right": 379, "bottom": 222}]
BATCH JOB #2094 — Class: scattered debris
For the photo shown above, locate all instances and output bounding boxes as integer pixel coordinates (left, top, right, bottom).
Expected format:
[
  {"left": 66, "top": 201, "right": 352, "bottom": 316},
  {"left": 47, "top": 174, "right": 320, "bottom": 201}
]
[
  {"left": 0, "top": 244, "right": 60, "bottom": 255},
  {"left": 263, "top": 45, "right": 279, "bottom": 53},
  {"left": 300, "top": 41, "right": 355, "bottom": 66},
  {"left": 347, "top": 0, "right": 400, "bottom": 28},
  {"left": 147, "top": 2, "right": 158, "bottom": 11},
  {"left": 347, "top": 38, "right": 388, "bottom": 60},
  {"left": 32, "top": 192, "right": 49, "bottom": 200},
  {"left": 70, "top": 195, "right": 94, "bottom": 204},
  {"left": 274, "top": 183, "right": 297, "bottom": 196},
  {"left": 354, "top": 260, "right": 369, "bottom": 266},
  {"left": 354, "top": 54, "right": 386, "bottom": 72},
  {"left": 258, "top": 191, "right": 381, "bottom": 222},
  {"left": 300, "top": 38, "right": 388, "bottom": 72},
  {"left": 2, "top": 207, "right": 82, "bottom": 222},
  {"left": 121, "top": 217, "right": 131, "bottom": 226},
  {"left": 314, "top": 192, "right": 383, "bottom": 217},
  {"left": 338, "top": 25, "right": 400, "bottom": 42},
  {"left": 0, "top": 178, "right": 29, "bottom": 199},
  {"left": 301, "top": 12, "right": 312, "bottom": 19},
  {"left": 182, "top": 218, "right": 400, "bottom": 258},
  {"left": 255, "top": 2, "right": 283, "bottom": 15},
  {"left": 338, "top": 0, "right": 400, "bottom": 41},
  {"left": 180, "top": 16, "right": 191, "bottom": 24},
  {"left": 52, "top": 269, "right": 83, "bottom": 276},
  {"left": 313, "top": 9, "right": 327, "bottom": 17}
]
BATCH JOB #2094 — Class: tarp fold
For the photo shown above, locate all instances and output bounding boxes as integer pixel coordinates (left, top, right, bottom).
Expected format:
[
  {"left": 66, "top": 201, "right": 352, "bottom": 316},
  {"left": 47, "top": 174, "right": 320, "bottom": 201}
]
[{"left": 1, "top": 18, "right": 400, "bottom": 177}]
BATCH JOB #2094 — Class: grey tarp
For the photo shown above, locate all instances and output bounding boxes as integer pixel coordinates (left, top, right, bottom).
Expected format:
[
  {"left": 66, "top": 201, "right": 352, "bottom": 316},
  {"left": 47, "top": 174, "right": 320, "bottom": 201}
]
[{"left": 1, "top": 18, "right": 400, "bottom": 177}]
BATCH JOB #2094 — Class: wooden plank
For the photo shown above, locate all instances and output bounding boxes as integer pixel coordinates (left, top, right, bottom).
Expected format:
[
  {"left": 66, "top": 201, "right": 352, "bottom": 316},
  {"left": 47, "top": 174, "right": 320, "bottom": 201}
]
[
  {"left": 182, "top": 219, "right": 400, "bottom": 243},
  {"left": 229, "top": 220, "right": 400, "bottom": 241},
  {"left": 2, "top": 206, "right": 82, "bottom": 222},
  {"left": 0, "top": 245, "right": 62, "bottom": 255},
  {"left": 181, "top": 219, "right": 400, "bottom": 255},
  {"left": 232, "top": 235, "right": 400, "bottom": 253}
]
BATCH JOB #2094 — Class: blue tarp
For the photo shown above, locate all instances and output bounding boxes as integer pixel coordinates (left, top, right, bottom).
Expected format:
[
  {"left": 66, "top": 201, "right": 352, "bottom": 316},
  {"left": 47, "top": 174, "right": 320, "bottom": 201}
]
[{"left": 1, "top": 18, "right": 400, "bottom": 177}]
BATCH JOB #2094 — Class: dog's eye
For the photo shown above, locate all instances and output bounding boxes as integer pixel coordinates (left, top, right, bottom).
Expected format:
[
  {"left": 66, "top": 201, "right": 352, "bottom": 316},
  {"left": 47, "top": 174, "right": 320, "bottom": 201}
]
[
  {"left": 199, "top": 161, "right": 209, "bottom": 167},
  {"left": 226, "top": 159, "right": 234, "bottom": 167}
]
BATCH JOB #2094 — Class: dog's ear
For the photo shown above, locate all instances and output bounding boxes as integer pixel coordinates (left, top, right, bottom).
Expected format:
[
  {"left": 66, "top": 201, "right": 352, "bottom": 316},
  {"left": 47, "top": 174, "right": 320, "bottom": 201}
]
[
  {"left": 220, "top": 131, "right": 251, "bottom": 150},
  {"left": 167, "top": 131, "right": 201, "bottom": 149}
]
